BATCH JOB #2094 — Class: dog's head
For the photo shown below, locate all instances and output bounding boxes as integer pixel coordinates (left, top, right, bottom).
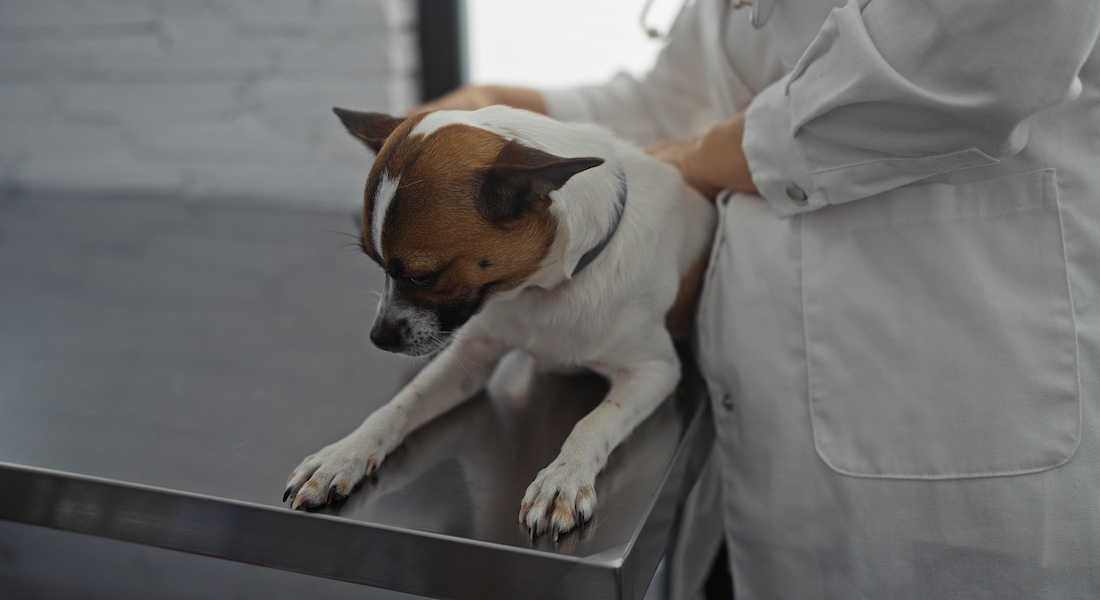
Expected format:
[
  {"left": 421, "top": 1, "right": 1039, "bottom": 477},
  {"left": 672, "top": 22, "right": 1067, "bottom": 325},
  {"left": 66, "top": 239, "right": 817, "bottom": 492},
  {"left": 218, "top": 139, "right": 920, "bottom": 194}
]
[{"left": 335, "top": 107, "right": 603, "bottom": 356}]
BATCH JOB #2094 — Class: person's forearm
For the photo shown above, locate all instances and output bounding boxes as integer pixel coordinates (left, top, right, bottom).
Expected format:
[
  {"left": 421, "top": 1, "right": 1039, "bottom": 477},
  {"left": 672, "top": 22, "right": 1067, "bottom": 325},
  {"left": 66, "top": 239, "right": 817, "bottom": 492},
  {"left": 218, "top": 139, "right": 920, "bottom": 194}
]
[
  {"left": 693, "top": 112, "right": 756, "bottom": 195},
  {"left": 488, "top": 86, "right": 547, "bottom": 114}
]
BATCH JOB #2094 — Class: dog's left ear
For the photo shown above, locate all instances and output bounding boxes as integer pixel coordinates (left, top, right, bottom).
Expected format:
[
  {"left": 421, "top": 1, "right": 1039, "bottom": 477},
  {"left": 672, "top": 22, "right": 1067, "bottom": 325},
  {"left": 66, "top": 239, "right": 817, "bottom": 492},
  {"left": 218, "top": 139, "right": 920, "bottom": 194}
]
[
  {"left": 480, "top": 141, "right": 604, "bottom": 224},
  {"left": 333, "top": 107, "right": 405, "bottom": 153}
]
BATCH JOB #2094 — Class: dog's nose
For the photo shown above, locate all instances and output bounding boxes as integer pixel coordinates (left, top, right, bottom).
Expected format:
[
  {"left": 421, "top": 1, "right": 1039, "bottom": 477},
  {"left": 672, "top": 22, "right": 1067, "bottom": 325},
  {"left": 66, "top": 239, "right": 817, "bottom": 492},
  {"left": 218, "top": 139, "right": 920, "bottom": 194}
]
[{"left": 370, "top": 319, "right": 406, "bottom": 353}]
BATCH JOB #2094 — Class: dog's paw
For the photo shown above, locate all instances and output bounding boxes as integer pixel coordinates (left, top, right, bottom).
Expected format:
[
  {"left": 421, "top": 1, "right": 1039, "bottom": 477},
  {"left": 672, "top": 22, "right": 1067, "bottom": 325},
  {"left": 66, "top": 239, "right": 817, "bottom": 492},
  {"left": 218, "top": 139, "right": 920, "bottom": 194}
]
[
  {"left": 284, "top": 437, "right": 384, "bottom": 510},
  {"left": 519, "top": 461, "right": 598, "bottom": 541}
]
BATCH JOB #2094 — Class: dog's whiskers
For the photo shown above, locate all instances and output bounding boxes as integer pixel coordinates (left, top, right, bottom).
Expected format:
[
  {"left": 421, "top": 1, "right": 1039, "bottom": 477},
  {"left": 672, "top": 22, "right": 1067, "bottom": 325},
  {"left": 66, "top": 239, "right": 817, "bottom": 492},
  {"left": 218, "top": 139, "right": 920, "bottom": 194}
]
[
  {"left": 431, "top": 332, "right": 495, "bottom": 377},
  {"left": 336, "top": 242, "right": 368, "bottom": 257},
  {"left": 427, "top": 333, "right": 475, "bottom": 379},
  {"left": 321, "top": 228, "right": 362, "bottom": 241}
]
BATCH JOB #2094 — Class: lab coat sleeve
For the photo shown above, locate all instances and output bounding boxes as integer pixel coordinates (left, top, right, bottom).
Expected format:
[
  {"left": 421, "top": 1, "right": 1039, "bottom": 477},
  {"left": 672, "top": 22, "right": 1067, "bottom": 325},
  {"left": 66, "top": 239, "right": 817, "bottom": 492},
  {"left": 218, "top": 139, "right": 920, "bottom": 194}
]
[
  {"left": 743, "top": 0, "right": 1100, "bottom": 217},
  {"left": 538, "top": 0, "right": 716, "bottom": 145}
]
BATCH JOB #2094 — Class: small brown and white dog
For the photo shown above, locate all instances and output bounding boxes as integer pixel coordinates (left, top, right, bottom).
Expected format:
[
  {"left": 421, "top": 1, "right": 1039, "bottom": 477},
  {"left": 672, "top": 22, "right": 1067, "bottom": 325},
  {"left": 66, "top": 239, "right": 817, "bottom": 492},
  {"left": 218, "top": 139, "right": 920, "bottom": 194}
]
[{"left": 284, "top": 105, "right": 716, "bottom": 539}]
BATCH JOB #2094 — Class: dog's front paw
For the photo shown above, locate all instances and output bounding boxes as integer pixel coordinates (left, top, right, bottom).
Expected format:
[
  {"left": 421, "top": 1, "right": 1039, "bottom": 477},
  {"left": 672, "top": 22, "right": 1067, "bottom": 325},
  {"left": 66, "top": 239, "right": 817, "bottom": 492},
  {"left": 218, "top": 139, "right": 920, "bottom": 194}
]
[
  {"left": 284, "top": 436, "right": 384, "bottom": 510},
  {"left": 519, "top": 461, "right": 598, "bottom": 541}
]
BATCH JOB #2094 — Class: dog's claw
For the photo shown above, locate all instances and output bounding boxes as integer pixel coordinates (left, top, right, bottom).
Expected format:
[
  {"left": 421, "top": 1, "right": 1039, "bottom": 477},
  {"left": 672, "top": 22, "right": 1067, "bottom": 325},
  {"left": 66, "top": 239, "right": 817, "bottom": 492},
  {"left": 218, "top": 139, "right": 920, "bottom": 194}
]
[
  {"left": 520, "top": 463, "right": 598, "bottom": 542},
  {"left": 285, "top": 439, "right": 387, "bottom": 510}
]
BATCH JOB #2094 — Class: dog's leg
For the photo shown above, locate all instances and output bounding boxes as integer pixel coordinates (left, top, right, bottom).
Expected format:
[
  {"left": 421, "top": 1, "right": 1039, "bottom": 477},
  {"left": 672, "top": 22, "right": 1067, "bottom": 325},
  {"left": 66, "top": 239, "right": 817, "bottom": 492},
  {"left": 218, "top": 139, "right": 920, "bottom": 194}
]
[
  {"left": 285, "top": 335, "right": 507, "bottom": 509},
  {"left": 520, "top": 338, "right": 681, "bottom": 540}
]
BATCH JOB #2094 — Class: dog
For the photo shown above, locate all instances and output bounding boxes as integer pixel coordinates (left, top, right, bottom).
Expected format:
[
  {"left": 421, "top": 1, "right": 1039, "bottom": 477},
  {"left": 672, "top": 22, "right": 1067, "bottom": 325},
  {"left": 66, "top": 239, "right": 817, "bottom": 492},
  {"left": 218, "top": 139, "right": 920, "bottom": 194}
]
[{"left": 284, "top": 105, "right": 716, "bottom": 540}]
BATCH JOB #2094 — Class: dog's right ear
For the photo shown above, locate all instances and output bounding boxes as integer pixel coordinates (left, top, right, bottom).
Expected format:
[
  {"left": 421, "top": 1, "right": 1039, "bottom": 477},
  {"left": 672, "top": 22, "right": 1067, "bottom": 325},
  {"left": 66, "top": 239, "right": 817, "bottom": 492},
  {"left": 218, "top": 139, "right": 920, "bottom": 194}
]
[
  {"left": 480, "top": 141, "right": 604, "bottom": 225},
  {"left": 333, "top": 107, "right": 405, "bottom": 153}
]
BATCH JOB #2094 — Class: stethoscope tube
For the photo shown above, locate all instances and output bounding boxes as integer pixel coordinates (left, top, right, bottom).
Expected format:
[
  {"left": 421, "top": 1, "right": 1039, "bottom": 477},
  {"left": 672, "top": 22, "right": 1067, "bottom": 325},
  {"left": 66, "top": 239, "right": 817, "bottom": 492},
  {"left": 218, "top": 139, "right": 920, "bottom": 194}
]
[{"left": 640, "top": 0, "right": 772, "bottom": 39}]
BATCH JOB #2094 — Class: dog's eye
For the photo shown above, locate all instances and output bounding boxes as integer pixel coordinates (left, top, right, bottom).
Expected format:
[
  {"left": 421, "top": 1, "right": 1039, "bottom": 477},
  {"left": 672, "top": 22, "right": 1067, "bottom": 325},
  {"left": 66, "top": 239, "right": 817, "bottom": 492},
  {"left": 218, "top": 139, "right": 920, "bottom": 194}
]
[{"left": 404, "top": 274, "right": 437, "bottom": 289}]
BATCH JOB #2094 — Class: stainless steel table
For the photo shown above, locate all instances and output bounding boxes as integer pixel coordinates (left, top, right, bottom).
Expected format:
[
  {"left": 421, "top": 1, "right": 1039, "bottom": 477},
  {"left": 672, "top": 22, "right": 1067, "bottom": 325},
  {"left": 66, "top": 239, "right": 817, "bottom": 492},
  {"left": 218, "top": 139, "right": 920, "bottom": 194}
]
[{"left": 0, "top": 194, "right": 713, "bottom": 600}]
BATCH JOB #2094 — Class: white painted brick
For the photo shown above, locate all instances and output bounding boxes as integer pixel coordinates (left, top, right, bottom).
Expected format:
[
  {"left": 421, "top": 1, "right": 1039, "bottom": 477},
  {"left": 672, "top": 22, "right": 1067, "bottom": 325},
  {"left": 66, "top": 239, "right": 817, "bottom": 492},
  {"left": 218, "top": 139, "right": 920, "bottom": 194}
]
[
  {"left": 227, "top": 0, "right": 316, "bottom": 27},
  {"left": 0, "top": 119, "right": 130, "bottom": 151},
  {"left": 0, "top": 0, "right": 156, "bottom": 29},
  {"left": 156, "top": 0, "right": 233, "bottom": 20},
  {"left": 189, "top": 162, "right": 366, "bottom": 210},
  {"left": 252, "top": 79, "right": 388, "bottom": 112},
  {"left": 388, "top": 28, "right": 420, "bottom": 76},
  {"left": 312, "top": 0, "right": 389, "bottom": 28},
  {"left": 60, "top": 81, "right": 242, "bottom": 117},
  {"left": 94, "top": 20, "right": 278, "bottom": 79},
  {"left": 318, "top": 132, "right": 379, "bottom": 170},
  {"left": 0, "top": 35, "right": 163, "bottom": 82},
  {"left": 388, "top": 78, "right": 420, "bottom": 114},
  {"left": 129, "top": 116, "right": 325, "bottom": 167},
  {"left": 274, "top": 36, "right": 394, "bottom": 71},
  {"left": 16, "top": 153, "right": 188, "bottom": 193},
  {"left": 0, "top": 37, "right": 141, "bottom": 81},
  {"left": 0, "top": 83, "right": 57, "bottom": 116},
  {"left": 0, "top": 0, "right": 418, "bottom": 204},
  {"left": 249, "top": 88, "right": 391, "bottom": 143},
  {"left": 381, "top": 0, "right": 418, "bottom": 30}
]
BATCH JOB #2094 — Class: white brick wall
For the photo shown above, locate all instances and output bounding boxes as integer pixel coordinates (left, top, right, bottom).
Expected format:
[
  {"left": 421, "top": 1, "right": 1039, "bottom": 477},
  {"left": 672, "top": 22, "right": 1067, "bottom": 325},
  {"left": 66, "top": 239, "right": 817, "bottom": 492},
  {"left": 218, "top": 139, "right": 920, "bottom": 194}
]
[{"left": 0, "top": 0, "right": 419, "bottom": 209}]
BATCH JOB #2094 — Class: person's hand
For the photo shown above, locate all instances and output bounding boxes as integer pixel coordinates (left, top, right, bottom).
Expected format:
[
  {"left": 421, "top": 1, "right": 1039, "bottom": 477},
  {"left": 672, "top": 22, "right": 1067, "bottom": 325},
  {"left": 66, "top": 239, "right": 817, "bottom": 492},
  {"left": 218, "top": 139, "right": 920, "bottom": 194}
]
[
  {"left": 408, "top": 85, "right": 548, "bottom": 116},
  {"left": 646, "top": 137, "right": 724, "bottom": 200},
  {"left": 646, "top": 110, "right": 757, "bottom": 200}
]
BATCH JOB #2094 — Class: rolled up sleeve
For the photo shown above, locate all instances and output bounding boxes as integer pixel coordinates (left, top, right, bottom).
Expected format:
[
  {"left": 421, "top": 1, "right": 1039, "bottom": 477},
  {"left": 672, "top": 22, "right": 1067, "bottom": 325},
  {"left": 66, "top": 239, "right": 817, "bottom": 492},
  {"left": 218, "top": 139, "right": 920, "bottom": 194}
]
[{"left": 743, "top": 0, "right": 1100, "bottom": 217}]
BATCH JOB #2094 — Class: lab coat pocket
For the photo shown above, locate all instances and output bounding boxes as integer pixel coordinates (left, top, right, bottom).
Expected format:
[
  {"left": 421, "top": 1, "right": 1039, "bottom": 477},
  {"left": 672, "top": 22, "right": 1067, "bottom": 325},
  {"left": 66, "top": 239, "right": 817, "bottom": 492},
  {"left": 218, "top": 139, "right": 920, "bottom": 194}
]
[{"left": 801, "top": 169, "right": 1080, "bottom": 479}]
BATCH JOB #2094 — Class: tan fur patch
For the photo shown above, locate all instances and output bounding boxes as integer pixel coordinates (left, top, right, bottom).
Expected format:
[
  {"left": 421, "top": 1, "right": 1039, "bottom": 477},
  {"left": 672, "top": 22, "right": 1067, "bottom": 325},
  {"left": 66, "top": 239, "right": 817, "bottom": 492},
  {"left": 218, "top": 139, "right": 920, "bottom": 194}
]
[
  {"left": 666, "top": 233, "right": 714, "bottom": 338},
  {"left": 551, "top": 495, "right": 576, "bottom": 525},
  {"left": 365, "top": 120, "right": 558, "bottom": 310}
]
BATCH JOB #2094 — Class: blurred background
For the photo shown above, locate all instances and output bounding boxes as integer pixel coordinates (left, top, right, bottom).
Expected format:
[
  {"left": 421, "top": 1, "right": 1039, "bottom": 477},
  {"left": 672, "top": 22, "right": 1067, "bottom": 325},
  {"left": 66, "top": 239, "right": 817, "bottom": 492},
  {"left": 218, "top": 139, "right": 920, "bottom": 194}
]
[
  {"left": 0, "top": 0, "right": 678, "bottom": 209},
  {"left": 0, "top": 1, "right": 683, "bottom": 598}
]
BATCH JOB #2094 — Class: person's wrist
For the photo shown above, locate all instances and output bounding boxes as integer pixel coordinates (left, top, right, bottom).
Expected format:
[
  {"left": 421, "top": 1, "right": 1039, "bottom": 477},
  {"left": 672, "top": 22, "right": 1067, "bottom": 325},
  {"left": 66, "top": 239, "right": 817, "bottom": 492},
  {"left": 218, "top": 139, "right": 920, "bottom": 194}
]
[
  {"left": 681, "top": 137, "right": 722, "bottom": 199},
  {"left": 696, "top": 112, "right": 756, "bottom": 194}
]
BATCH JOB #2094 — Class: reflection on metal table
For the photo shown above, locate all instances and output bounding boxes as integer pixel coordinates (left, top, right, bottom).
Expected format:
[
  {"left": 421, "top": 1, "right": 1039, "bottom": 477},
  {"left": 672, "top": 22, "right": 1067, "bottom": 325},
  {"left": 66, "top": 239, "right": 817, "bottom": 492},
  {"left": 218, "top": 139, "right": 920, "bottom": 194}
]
[{"left": 0, "top": 194, "right": 713, "bottom": 600}]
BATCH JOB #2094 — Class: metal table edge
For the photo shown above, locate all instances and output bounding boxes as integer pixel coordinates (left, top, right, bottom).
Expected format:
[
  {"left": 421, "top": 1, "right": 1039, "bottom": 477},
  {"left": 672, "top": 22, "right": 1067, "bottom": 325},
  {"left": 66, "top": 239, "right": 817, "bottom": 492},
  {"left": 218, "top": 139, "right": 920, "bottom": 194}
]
[
  {"left": 0, "top": 393, "right": 714, "bottom": 600},
  {"left": 618, "top": 397, "right": 715, "bottom": 599}
]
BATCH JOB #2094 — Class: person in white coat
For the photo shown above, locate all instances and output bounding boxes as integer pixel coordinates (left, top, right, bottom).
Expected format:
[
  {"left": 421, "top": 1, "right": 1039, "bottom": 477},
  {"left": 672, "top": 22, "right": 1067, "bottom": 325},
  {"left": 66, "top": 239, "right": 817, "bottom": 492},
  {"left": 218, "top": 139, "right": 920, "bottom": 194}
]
[{"left": 417, "top": 0, "right": 1100, "bottom": 597}]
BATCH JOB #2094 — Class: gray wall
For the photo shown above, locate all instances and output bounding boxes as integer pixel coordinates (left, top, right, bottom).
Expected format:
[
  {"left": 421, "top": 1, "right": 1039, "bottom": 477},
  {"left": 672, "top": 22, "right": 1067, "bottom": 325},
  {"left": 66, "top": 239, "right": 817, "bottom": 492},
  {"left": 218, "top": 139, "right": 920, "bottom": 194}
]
[{"left": 0, "top": 0, "right": 418, "bottom": 209}]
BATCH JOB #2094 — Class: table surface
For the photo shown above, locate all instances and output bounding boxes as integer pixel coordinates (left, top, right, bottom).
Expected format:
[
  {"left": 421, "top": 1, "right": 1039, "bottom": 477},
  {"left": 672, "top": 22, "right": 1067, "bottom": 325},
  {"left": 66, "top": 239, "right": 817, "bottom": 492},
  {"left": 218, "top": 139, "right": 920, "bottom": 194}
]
[{"left": 0, "top": 194, "right": 713, "bottom": 600}]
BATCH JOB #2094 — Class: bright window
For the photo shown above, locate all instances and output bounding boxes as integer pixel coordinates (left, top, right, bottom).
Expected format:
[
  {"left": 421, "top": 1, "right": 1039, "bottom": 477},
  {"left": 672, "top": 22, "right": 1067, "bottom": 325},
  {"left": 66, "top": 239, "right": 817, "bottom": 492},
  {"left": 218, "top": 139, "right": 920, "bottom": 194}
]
[{"left": 464, "top": 0, "right": 683, "bottom": 89}]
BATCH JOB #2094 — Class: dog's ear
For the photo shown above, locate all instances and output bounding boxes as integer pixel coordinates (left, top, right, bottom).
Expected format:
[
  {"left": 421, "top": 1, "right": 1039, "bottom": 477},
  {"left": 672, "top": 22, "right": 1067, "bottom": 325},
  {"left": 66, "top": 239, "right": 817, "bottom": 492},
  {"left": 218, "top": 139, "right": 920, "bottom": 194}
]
[
  {"left": 333, "top": 107, "right": 405, "bottom": 153},
  {"left": 480, "top": 141, "right": 604, "bottom": 224}
]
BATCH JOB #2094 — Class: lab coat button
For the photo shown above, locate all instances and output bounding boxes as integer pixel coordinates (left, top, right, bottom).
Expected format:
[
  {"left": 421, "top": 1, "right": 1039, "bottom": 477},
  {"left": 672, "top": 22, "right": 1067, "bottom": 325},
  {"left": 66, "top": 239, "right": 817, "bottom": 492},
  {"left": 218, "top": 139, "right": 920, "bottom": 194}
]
[
  {"left": 786, "top": 184, "right": 808, "bottom": 203},
  {"left": 721, "top": 395, "right": 734, "bottom": 411}
]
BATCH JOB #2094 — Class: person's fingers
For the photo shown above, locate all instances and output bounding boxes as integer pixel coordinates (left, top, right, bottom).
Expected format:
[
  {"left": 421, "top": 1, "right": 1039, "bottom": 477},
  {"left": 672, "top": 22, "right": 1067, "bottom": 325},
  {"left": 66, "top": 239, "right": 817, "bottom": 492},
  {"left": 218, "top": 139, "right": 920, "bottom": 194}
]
[
  {"left": 646, "top": 137, "right": 722, "bottom": 201},
  {"left": 406, "top": 86, "right": 495, "bottom": 116}
]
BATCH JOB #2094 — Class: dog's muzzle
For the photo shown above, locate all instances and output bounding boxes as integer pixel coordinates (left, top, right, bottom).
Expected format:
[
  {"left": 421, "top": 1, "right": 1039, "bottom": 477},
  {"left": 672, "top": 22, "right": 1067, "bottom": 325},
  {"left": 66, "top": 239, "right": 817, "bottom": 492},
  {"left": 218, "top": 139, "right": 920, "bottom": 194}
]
[
  {"left": 370, "top": 301, "right": 449, "bottom": 357},
  {"left": 369, "top": 317, "right": 407, "bottom": 353}
]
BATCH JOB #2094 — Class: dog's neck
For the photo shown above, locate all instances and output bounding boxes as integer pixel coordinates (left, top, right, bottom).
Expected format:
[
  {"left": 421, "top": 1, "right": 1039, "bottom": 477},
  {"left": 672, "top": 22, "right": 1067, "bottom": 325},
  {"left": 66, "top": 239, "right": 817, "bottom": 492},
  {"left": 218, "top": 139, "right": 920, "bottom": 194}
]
[
  {"left": 569, "top": 169, "right": 627, "bottom": 279},
  {"left": 522, "top": 157, "right": 628, "bottom": 289}
]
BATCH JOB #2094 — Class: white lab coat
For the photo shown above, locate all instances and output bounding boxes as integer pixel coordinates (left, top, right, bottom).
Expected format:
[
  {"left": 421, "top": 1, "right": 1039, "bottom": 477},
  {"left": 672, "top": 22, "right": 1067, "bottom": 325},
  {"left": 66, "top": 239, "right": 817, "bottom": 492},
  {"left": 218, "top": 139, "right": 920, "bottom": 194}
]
[{"left": 542, "top": 0, "right": 1100, "bottom": 598}]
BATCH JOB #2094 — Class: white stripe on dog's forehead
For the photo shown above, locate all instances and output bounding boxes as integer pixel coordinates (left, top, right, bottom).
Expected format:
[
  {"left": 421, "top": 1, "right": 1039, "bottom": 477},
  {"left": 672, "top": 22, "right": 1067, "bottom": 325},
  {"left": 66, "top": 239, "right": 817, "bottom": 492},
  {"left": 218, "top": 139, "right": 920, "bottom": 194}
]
[
  {"left": 411, "top": 110, "right": 475, "bottom": 138},
  {"left": 372, "top": 171, "right": 400, "bottom": 256}
]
